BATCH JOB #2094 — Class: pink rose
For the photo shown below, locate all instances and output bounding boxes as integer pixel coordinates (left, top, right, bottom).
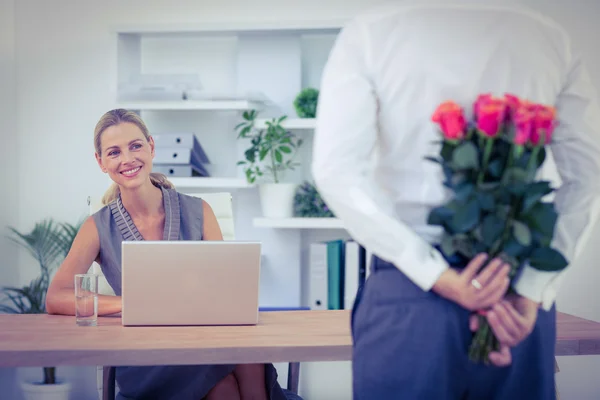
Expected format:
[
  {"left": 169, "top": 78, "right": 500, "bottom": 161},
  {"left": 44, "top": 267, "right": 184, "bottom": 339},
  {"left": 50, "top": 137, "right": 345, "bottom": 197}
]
[
  {"left": 477, "top": 103, "right": 506, "bottom": 137},
  {"left": 432, "top": 101, "right": 467, "bottom": 140},
  {"left": 531, "top": 106, "right": 557, "bottom": 145},
  {"left": 514, "top": 108, "right": 534, "bottom": 145}
]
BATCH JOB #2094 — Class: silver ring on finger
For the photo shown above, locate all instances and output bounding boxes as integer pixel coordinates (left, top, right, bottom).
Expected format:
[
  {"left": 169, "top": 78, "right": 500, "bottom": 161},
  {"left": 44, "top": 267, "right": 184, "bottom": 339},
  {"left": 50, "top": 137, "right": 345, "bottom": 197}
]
[{"left": 471, "top": 279, "right": 482, "bottom": 290}]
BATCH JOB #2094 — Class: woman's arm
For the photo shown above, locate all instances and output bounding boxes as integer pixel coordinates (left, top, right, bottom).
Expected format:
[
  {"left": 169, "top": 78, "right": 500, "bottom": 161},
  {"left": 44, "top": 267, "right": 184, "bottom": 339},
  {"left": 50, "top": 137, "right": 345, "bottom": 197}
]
[
  {"left": 202, "top": 200, "right": 224, "bottom": 241},
  {"left": 46, "top": 216, "right": 122, "bottom": 316}
]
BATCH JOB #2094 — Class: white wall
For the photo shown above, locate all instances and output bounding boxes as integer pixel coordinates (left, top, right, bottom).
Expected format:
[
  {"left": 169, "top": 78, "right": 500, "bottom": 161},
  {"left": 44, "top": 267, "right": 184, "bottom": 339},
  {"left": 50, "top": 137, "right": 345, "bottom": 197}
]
[
  {"left": 0, "top": 0, "right": 18, "bottom": 396},
  {"left": 3, "top": 0, "right": 600, "bottom": 399}
]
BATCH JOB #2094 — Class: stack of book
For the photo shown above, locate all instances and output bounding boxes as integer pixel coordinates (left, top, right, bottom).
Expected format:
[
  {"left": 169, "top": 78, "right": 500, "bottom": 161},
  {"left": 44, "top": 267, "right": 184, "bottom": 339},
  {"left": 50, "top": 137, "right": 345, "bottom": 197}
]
[
  {"left": 307, "top": 240, "right": 372, "bottom": 311},
  {"left": 152, "top": 133, "right": 210, "bottom": 178}
]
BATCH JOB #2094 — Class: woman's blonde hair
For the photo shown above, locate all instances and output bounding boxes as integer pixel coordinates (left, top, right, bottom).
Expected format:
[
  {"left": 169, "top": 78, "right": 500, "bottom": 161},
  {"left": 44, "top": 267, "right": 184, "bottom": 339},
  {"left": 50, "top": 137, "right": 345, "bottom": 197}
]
[{"left": 94, "top": 108, "right": 174, "bottom": 205}]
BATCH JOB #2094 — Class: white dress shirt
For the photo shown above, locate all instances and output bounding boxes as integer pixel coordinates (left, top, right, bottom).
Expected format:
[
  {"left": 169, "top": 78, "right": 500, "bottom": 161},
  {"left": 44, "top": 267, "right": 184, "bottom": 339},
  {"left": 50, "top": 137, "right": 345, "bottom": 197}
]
[{"left": 312, "top": 0, "right": 600, "bottom": 311}]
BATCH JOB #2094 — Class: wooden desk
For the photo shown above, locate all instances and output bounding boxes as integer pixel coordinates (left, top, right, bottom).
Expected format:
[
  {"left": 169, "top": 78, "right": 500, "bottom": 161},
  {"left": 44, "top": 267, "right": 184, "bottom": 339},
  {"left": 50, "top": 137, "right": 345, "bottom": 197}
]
[
  {"left": 556, "top": 312, "right": 600, "bottom": 356},
  {"left": 0, "top": 310, "right": 599, "bottom": 368},
  {"left": 0, "top": 310, "right": 351, "bottom": 367}
]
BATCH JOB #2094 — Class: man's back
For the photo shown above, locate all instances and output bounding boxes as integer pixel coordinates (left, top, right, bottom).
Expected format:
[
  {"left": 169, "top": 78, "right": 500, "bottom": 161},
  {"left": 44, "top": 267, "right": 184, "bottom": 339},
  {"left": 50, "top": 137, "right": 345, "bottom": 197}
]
[
  {"left": 313, "top": 3, "right": 600, "bottom": 397},
  {"left": 327, "top": 0, "right": 574, "bottom": 233}
]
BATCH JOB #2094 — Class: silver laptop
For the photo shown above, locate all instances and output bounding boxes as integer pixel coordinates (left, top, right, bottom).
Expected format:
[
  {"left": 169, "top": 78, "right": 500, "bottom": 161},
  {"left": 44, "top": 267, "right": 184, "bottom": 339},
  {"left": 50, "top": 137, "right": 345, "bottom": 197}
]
[{"left": 121, "top": 241, "right": 261, "bottom": 326}]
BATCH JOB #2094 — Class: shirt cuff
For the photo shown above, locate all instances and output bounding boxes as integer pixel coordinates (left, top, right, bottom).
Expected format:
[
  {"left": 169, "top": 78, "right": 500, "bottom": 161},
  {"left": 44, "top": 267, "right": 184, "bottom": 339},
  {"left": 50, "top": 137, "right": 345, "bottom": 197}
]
[
  {"left": 395, "top": 244, "right": 449, "bottom": 291},
  {"left": 513, "top": 263, "right": 560, "bottom": 311}
]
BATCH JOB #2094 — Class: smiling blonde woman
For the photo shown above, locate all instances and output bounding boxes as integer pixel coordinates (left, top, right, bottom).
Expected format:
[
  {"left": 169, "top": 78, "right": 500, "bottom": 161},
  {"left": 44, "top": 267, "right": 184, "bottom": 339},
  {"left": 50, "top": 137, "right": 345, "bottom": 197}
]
[{"left": 46, "top": 109, "right": 299, "bottom": 400}]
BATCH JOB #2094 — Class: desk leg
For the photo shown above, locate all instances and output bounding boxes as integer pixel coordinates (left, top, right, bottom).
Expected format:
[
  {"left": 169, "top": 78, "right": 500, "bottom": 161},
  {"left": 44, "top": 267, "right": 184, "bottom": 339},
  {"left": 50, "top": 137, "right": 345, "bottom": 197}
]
[
  {"left": 103, "top": 366, "right": 116, "bottom": 400},
  {"left": 287, "top": 362, "right": 300, "bottom": 395},
  {"left": 555, "top": 357, "right": 560, "bottom": 400}
]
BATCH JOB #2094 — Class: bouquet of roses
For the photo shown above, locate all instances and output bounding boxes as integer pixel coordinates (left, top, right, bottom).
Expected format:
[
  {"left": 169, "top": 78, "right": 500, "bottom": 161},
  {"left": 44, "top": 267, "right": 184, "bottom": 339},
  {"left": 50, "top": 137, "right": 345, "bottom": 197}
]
[{"left": 427, "top": 93, "right": 568, "bottom": 364}]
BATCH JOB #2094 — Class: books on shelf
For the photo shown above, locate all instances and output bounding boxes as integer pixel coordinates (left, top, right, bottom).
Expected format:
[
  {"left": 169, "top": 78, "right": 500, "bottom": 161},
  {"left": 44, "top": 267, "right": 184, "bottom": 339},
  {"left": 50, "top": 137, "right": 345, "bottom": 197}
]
[{"left": 308, "top": 239, "right": 372, "bottom": 311}]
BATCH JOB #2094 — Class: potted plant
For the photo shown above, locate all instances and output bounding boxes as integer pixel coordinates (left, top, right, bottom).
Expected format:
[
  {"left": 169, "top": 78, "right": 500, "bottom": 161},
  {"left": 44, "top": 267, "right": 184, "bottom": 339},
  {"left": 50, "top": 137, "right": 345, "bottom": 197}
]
[
  {"left": 236, "top": 110, "right": 303, "bottom": 218},
  {"left": 1, "top": 219, "right": 81, "bottom": 400},
  {"left": 293, "top": 88, "right": 319, "bottom": 119},
  {"left": 293, "top": 181, "right": 335, "bottom": 218}
]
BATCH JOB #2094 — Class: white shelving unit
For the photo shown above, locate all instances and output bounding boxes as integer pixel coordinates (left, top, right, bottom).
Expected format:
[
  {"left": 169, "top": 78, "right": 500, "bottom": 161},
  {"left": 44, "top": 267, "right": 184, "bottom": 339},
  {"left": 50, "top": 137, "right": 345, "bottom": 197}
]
[
  {"left": 253, "top": 217, "right": 344, "bottom": 229},
  {"left": 255, "top": 118, "right": 316, "bottom": 130},
  {"left": 113, "top": 22, "right": 344, "bottom": 311},
  {"left": 169, "top": 177, "right": 253, "bottom": 189},
  {"left": 117, "top": 99, "right": 263, "bottom": 111}
]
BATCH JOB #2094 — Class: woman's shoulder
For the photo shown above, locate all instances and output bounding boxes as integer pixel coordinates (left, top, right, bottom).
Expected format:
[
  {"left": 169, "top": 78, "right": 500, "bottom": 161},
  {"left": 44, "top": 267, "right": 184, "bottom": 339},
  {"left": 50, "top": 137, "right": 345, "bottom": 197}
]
[
  {"left": 174, "top": 190, "right": 205, "bottom": 208},
  {"left": 90, "top": 200, "right": 116, "bottom": 230},
  {"left": 91, "top": 200, "right": 114, "bottom": 216},
  {"left": 172, "top": 189, "right": 207, "bottom": 218}
]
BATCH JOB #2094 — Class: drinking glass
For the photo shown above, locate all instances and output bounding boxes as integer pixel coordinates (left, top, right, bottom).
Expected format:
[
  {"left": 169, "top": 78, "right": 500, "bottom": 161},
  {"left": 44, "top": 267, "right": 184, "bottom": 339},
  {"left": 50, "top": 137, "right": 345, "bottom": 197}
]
[{"left": 74, "top": 274, "right": 98, "bottom": 326}]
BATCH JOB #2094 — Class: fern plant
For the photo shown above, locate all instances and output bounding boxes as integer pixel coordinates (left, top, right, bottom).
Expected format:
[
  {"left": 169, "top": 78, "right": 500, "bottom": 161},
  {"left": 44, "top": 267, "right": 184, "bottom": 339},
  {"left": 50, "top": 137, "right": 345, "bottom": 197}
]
[{"left": 1, "top": 218, "right": 82, "bottom": 384}]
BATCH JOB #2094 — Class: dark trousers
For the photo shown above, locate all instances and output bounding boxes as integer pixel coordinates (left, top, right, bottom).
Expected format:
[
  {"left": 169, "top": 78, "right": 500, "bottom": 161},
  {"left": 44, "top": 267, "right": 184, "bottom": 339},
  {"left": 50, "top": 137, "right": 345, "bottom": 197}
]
[{"left": 351, "top": 256, "right": 556, "bottom": 400}]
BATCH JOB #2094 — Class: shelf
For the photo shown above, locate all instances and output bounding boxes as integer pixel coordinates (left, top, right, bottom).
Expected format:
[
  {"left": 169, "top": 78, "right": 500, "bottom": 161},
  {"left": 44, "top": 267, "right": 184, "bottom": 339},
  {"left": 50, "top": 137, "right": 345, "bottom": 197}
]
[
  {"left": 170, "top": 177, "right": 252, "bottom": 189},
  {"left": 255, "top": 118, "right": 316, "bottom": 130},
  {"left": 113, "top": 21, "right": 344, "bottom": 35},
  {"left": 253, "top": 217, "right": 344, "bottom": 229},
  {"left": 116, "top": 99, "right": 262, "bottom": 111}
]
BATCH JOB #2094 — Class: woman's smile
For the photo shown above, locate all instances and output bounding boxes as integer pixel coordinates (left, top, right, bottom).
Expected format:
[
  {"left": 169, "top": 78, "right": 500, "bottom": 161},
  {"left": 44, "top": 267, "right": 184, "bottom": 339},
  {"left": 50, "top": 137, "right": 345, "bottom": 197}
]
[{"left": 120, "top": 165, "right": 142, "bottom": 178}]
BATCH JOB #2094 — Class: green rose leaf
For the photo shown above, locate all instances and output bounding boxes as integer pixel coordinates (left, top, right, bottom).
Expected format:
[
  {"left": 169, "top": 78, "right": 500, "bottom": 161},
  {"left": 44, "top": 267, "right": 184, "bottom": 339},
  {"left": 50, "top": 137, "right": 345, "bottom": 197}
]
[
  {"left": 487, "top": 158, "right": 504, "bottom": 178},
  {"left": 441, "top": 142, "right": 456, "bottom": 163},
  {"left": 479, "top": 182, "right": 501, "bottom": 191},
  {"left": 477, "top": 191, "right": 496, "bottom": 211},
  {"left": 453, "top": 233, "right": 477, "bottom": 259},
  {"left": 451, "top": 197, "right": 480, "bottom": 233},
  {"left": 535, "top": 146, "right": 547, "bottom": 168},
  {"left": 455, "top": 184, "right": 475, "bottom": 202},
  {"left": 502, "top": 167, "right": 529, "bottom": 185},
  {"left": 481, "top": 214, "right": 504, "bottom": 247},
  {"left": 512, "top": 220, "right": 532, "bottom": 246},
  {"left": 441, "top": 235, "right": 456, "bottom": 257},
  {"left": 452, "top": 141, "right": 480, "bottom": 170},
  {"left": 507, "top": 183, "right": 528, "bottom": 196},
  {"left": 502, "top": 237, "right": 529, "bottom": 258},
  {"left": 529, "top": 247, "right": 569, "bottom": 272},
  {"left": 522, "top": 181, "right": 554, "bottom": 214},
  {"left": 523, "top": 202, "right": 558, "bottom": 238},
  {"left": 424, "top": 156, "right": 443, "bottom": 165},
  {"left": 427, "top": 206, "right": 454, "bottom": 226}
]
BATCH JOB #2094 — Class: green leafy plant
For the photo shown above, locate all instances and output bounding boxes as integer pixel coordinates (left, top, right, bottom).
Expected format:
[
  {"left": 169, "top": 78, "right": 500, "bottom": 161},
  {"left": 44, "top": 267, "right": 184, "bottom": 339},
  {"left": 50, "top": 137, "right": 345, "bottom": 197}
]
[
  {"left": 294, "top": 181, "right": 335, "bottom": 218},
  {"left": 1, "top": 218, "right": 82, "bottom": 384},
  {"left": 236, "top": 110, "right": 303, "bottom": 184},
  {"left": 293, "top": 88, "right": 319, "bottom": 118}
]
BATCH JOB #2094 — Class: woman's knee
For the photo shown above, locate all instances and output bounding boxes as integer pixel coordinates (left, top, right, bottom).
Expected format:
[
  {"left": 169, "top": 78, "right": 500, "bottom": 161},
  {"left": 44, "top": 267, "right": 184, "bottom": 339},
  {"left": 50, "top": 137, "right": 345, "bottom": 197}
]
[{"left": 206, "top": 373, "right": 240, "bottom": 399}]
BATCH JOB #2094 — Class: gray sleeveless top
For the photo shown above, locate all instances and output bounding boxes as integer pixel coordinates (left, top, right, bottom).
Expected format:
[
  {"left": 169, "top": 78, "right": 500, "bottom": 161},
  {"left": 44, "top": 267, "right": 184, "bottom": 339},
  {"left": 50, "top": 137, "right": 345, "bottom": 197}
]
[{"left": 92, "top": 186, "right": 204, "bottom": 295}]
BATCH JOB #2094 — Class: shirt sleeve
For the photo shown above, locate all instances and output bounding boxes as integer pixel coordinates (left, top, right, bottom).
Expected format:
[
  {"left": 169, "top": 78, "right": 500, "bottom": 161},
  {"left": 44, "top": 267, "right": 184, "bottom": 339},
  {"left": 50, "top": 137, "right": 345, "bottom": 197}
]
[
  {"left": 311, "top": 20, "right": 450, "bottom": 291},
  {"left": 513, "top": 46, "right": 600, "bottom": 310}
]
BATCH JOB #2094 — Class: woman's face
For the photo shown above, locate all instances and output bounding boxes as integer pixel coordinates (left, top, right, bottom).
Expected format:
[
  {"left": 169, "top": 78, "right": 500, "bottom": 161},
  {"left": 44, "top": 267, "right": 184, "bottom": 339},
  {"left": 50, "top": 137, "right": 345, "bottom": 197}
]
[{"left": 95, "top": 122, "right": 155, "bottom": 191}]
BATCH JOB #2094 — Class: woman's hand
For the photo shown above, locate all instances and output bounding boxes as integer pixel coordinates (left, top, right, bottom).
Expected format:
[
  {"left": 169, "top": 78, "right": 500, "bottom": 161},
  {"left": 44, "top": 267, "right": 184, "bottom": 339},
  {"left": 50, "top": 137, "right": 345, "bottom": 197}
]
[{"left": 432, "top": 253, "right": 510, "bottom": 311}]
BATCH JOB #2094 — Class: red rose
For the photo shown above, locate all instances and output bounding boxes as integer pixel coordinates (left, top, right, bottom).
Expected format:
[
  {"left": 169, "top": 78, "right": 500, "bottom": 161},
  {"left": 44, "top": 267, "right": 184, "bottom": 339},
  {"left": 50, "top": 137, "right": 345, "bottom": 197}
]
[
  {"left": 514, "top": 108, "right": 534, "bottom": 145},
  {"left": 477, "top": 102, "right": 506, "bottom": 137},
  {"left": 504, "top": 93, "right": 522, "bottom": 120},
  {"left": 531, "top": 106, "right": 557, "bottom": 145},
  {"left": 432, "top": 101, "right": 466, "bottom": 140},
  {"left": 473, "top": 94, "right": 492, "bottom": 118}
]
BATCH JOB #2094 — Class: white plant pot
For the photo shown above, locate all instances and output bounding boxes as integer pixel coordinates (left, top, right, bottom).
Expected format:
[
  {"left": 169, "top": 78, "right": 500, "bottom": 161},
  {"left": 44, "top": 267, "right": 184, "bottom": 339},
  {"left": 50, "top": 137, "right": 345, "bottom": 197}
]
[
  {"left": 21, "top": 381, "right": 71, "bottom": 400},
  {"left": 259, "top": 183, "right": 297, "bottom": 218}
]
